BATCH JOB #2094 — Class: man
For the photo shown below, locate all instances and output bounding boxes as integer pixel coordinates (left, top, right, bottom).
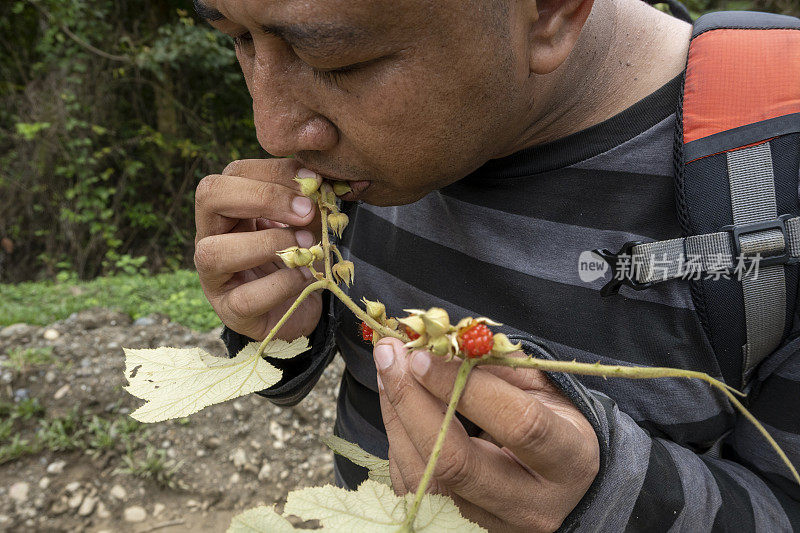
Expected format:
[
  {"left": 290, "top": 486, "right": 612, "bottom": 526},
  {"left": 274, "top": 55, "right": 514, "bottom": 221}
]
[{"left": 192, "top": 0, "right": 799, "bottom": 530}]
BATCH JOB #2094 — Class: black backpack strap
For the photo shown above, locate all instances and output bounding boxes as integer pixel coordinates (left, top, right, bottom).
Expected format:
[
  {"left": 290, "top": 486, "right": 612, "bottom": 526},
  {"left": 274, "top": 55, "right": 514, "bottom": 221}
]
[{"left": 596, "top": 11, "right": 800, "bottom": 388}]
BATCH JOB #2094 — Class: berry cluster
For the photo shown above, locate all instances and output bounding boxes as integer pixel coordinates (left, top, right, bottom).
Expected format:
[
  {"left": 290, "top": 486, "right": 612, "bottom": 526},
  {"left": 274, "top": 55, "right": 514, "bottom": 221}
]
[{"left": 457, "top": 322, "right": 494, "bottom": 358}]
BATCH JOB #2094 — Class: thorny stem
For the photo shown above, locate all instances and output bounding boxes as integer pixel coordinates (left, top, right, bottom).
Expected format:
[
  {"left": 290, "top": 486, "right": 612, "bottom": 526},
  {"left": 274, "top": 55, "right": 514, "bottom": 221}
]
[
  {"left": 401, "top": 357, "right": 477, "bottom": 532},
  {"left": 320, "top": 206, "right": 333, "bottom": 280},
  {"left": 328, "top": 283, "right": 409, "bottom": 342}
]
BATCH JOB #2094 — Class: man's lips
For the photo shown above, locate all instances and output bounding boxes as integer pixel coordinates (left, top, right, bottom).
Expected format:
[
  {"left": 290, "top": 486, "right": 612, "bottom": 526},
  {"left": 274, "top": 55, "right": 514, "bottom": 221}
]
[{"left": 336, "top": 180, "right": 371, "bottom": 201}]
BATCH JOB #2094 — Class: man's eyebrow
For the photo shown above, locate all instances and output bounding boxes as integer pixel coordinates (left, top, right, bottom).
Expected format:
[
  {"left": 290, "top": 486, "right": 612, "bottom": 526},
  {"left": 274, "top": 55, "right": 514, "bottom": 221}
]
[
  {"left": 261, "top": 23, "right": 371, "bottom": 56},
  {"left": 193, "top": 0, "right": 224, "bottom": 21}
]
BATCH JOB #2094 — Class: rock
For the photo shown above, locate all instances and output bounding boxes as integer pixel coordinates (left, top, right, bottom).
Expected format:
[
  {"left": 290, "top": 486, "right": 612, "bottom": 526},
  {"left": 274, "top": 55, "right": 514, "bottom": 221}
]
[
  {"left": 64, "top": 481, "right": 81, "bottom": 493},
  {"left": 233, "top": 401, "right": 245, "bottom": 413},
  {"left": 67, "top": 492, "right": 83, "bottom": 510},
  {"left": 53, "top": 384, "right": 70, "bottom": 400},
  {"left": 133, "top": 316, "right": 156, "bottom": 327},
  {"left": 269, "top": 420, "right": 285, "bottom": 442},
  {"left": 153, "top": 502, "right": 165, "bottom": 517},
  {"left": 38, "top": 478, "right": 50, "bottom": 490},
  {"left": 96, "top": 501, "right": 110, "bottom": 519},
  {"left": 44, "top": 371, "right": 56, "bottom": 383},
  {"left": 229, "top": 472, "right": 241, "bottom": 485},
  {"left": 258, "top": 462, "right": 273, "bottom": 481},
  {"left": 9, "top": 481, "right": 29, "bottom": 504},
  {"left": 231, "top": 448, "right": 247, "bottom": 469},
  {"left": 205, "top": 436, "right": 221, "bottom": 449},
  {"left": 123, "top": 505, "right": 147, "bottom": 523},
  {"left": 14, "top": 388, "right": 29, "bottom": 401},
  {"left": 46, "top": 460, "right": 66, "bottom": 474},
  {"left": 78, "top": 495, "right": 97, "bottom": 517},
  {"left": 43, "top": 328, "right": 60, "bottom": 340},
  {"left": 0, "top": 323, "right": 34, "bottom": 339},
  {"left": 186, "top": 499, "right": 200, "bottom": 508},
  {"left": 109, "top": 484, "right": 127, "bottom": 500}
]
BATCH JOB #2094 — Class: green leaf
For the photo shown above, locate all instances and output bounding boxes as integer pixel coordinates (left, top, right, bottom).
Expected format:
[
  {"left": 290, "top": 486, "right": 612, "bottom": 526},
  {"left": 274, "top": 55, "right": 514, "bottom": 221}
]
[
  {"left": 229, "top": 480, "right": 485, "bottom": 532},
  {"left": 321, "top": 435, "right": 391, "bottom": 487},
  {"left": 123, "top": 337, "right": 309, "bottom": 423}
]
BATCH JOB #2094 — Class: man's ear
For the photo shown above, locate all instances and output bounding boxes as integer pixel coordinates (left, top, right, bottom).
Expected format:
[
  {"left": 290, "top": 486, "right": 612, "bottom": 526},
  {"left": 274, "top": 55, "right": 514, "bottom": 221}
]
[{"left": 523, "top": 0, "right": 596, "bottom": 75}]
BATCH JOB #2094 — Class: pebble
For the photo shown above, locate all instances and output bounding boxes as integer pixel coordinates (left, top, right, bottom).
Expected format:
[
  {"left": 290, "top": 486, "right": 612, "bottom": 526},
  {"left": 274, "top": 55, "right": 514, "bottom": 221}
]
[
  {"left": 96, "top": 501, "right": 110, "bottom": 518},
  {"left": 109, "top": 484, "right": 127, "bottom": 500},
  {"left": 64, "top": 481, "right": 81, "bottom": 493},
  {"left": 133, "top": 316, "right": 156, "bottom": 327},
  {"left": 9, "top": 482, "right": 29, "bottom": 504},
  {"left": 258, "top": 462, "right": 272, "bottom": 481},
  {"left": 67, "top": 492, "right": 83, "bottom": 510},
  {"left": 78, "top": 495, "right": 97, "bottom": 516},
  {"left": 124, "top": 505, "right": 147, "bottom": 523},
  {"left": 0, "top": 323, "right": 33, "bottom": 338},
  {"left": 46, "top": 460, "right": 66, "bottom": 474},
  {"left": 231, "top": 448, "right": 248, "bottom": 469},
  {"left": 205, "top": 436, "right": 221, "bottom": 449},
  {"left": 14, "top": 388, "right": 29, "bottom": 401},
  {"left": 38, "top": 478, "right": 50, "bottom": 490},
  {"left": 53, "top": 385, "right": 70, "bottom": 400},
  {"left": 44, "top": 371, "right": 56, "bottom": 383},
  {"left": 153, "top": 502, "right": 165, "bottom": 517},
  {"left": 43, "top": 328, "right": 60, "bottom": 340}
]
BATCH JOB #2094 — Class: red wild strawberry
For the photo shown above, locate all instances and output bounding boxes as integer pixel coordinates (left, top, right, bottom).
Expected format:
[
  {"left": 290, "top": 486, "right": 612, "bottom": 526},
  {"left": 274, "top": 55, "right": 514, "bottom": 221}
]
[
  {"left": 404, "top": 325, "right": 421, "bottom": 341},
  {"left": 360, "top": 321, "right": 373, "bottom": 342},
  {"left": 457, "top": 322, "right": 494, "bottom": 358}
]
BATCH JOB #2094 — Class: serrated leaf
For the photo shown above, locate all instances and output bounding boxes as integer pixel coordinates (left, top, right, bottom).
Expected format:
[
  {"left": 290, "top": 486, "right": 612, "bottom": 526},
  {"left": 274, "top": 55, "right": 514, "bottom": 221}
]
[
  {"left": 236, "top": 338, "right": 310, "bottom": 360},
  {"left": 321, "top": 435, "right": 391, "bottom": 487},
  {"left": 123, "top": 337, "right": 308, "bottom": 423},
  {"left": 283, "top": 480, "right": 486, "bottom": 532},
  {"left": 227, "top": 506, "right": 296, "bottom": 533}
]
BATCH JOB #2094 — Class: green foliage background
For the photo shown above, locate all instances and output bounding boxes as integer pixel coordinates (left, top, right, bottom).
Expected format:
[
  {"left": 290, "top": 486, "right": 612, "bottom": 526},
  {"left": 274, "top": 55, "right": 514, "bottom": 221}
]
[{"left": 1, "top": 0, "right": 798, "bottom": 284}]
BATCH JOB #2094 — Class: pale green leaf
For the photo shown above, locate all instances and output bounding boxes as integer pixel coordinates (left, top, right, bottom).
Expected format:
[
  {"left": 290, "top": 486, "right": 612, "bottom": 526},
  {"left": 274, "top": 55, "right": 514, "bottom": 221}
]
[
  {"left": 227, "top": 506, "right": 296, "bottom": 533},
  {"left": 123, "top": 337, "right": 308, "bottom": 423},
  {"left": 236, "top": 338, "right": 310, "bottom": 360},
  {"left": 321, "top": 435, "right": 391, "bottom": 487},
  {"left": 283, "top": 480, "right": 486, "bottom": 532}
]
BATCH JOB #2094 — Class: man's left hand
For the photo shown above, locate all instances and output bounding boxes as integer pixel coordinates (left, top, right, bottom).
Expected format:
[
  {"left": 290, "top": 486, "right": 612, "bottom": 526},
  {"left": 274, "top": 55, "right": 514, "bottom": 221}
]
[{"left": 373, "top": 337, "right": 599, "bottom": 533}]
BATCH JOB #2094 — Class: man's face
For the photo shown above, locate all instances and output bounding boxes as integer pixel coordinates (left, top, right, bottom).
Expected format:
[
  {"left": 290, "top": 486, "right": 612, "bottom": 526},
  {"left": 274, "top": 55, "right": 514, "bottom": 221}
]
[{"left": 199, "top": 0, "right": 531, "bottom": 206}]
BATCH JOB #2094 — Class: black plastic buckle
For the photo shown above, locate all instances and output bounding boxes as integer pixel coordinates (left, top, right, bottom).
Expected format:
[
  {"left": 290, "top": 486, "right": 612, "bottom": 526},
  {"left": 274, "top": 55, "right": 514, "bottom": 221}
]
[
  {"left": 722, "top": 214, "right": 798, "bottom": 269},
  {"left": 593, "top": 241, "right": 659, "bottom": 297}
]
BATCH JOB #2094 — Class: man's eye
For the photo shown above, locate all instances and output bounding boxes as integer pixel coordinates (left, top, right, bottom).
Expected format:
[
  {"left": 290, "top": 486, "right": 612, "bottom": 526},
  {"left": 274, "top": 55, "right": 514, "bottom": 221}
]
[{"left": 311, "top": 64, "right": 360, "bottom": 87}]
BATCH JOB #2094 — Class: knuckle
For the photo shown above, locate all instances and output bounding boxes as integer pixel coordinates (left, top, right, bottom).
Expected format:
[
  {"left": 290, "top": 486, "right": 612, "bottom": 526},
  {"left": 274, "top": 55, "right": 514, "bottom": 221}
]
[
  {"left": 193, "top": 238, "right": 218, "bottom": 272},
  {"left": 507, "top": 400, "right": 550, "bottom": 448},
  {"left": 195, "top": 175, "right": 219, "bottom": 208},
  {"left": 254, "top": 181, "right": 277, "bottom": 210},
  {"left": 433, "top": 447, "right": 472, "bottom": 487},
  {"left": 222, "top": 160, "right": 244, "bottom": 176},
  {"left": 388, "top": 373, "right": 415, "bottom": 407}
]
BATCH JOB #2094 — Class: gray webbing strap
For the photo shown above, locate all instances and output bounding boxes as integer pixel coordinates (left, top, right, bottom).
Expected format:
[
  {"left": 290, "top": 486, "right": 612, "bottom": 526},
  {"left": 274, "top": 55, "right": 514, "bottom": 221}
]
[{"left": 727, "top": 143, "right": 785, "bottom": 380}]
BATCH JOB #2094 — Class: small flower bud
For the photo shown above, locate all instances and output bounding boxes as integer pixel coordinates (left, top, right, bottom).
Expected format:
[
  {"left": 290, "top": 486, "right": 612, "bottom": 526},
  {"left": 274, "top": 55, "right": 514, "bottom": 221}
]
[
  {"left": 430, "top": 335, "right": 452, "bottom": 357},
  {"left": 294, "top": 176, "right": 320, "bottom": 197},
  {"left": 309, "top": 244, "right": 324, "bottom": 262},
  {"left": 398, "top": 315, "right": 425, "bottom": 337},
  {"left": 332, "top": 181, "right": 352, "bottom": 196},
  {"left": 276, "top": 246, "right": 300, "bottom": 268},
  {"left": 422, "top": 308, "right": 451, "bottom": 338},
  {"left": 328, "top": 212, "right": 349, "bottom": 238},
  {"left": 489, "top": 334, "right": 522, "bottom": 356},
  {"left": 332, "top": 260, "right": 355, "bottom": 286},
  {"left": 361, "top": 298, "right": 386, "bottom": 322},
  {"left": 320, "top": 182, "right": 337, "bottom": 205},
  {"left": 294, "top": 248, "right": 314, "bottom": 267}
]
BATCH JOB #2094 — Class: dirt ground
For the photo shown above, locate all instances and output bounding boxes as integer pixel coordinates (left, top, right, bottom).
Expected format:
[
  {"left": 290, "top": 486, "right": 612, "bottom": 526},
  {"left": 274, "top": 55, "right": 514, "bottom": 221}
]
[{"left": 0, "top": 308, "right": 344, "bottom": 532}]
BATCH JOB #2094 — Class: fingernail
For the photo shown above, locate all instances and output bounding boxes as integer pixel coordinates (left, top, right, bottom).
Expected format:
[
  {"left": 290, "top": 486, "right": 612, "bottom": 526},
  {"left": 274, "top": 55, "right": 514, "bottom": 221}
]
[
  {"left": 374, "top": 344, "right": 394, "bottom": 371},
  {"left": 292, "top": 196, "right": 313, "bottom": 218},
  {"left": 411, "top": 351, "right": 431, "bottom": 377},
  {"left": 376, "top": 374, "right": 384, "bottom": 391},
  {"left": 295, "top": 230, "right": 314, "bottom": 248},
  {"left": 297, "top": 168, "right": 317, "bottom": 179}
]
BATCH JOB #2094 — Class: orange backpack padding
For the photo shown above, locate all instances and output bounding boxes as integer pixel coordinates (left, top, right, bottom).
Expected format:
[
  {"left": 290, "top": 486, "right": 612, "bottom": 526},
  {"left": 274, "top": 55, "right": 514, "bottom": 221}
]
[{"left": 595, "top": 11, "right": 800, "bottom": 389}]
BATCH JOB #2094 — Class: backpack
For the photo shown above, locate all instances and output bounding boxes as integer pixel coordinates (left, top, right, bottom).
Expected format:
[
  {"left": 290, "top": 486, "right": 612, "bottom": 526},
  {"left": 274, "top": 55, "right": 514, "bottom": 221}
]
[{"left": 594, "top": 10, "right": 800, "bottom": 390}]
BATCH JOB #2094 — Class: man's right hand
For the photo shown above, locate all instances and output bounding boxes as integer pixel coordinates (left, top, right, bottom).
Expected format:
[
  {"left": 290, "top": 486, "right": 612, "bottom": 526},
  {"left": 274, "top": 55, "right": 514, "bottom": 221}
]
[{"left": 194, "top": 159, "right": 324, "bottom": 342}]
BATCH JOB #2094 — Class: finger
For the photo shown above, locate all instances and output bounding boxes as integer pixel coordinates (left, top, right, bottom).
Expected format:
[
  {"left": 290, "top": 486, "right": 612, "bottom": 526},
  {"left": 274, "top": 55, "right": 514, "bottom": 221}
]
[
  {"left": 195, "top": 228, "right": 316, "bottom": 287},
  {"left": 378, "top": 388, "right": 428, "bottom": 494},
  {"left": 388, "top": 456, "right": 408, "bottom": 495},
  {"left": 408, "top": 349, "right": 590, "bottom": 482},
  {"left": 219, "top": 267, "right": 317, "bottom": 324},
  {"left": 374, "top": 339, "right": 535, "bottom": 507}
]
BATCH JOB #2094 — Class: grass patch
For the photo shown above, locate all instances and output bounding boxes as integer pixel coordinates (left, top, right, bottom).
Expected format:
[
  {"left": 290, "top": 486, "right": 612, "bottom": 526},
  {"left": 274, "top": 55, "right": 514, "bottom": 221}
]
[
  {"left": 118, "top": 445, "right": 185, "bottom": 489},
  {"left": 1, "top": 347, "right": 55, "bottom": 373},
  {"left": 0, "top": 270, "right": 221, "bottom": 332}
]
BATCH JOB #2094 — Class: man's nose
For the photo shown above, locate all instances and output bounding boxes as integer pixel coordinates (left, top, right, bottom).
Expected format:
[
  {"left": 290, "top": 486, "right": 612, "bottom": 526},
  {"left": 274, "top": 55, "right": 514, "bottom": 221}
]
[{"left": 249, "top": 53, "right": 338, "bottom": 157}]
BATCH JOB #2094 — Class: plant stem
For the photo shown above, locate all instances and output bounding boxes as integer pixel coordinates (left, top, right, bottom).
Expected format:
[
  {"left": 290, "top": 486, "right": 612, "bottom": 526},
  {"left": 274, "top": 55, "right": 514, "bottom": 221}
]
[
  {"left": 254, "top": 280, "right": 329, "bottom": 359},
  {"left": 476, "top": 356, "right": 744, "bottom": 397},
  {"left": 401, "top": 357, "right": 477, "bottom": 532},
  {"left": 327, "top": 283, "right": 407, "bottom": 342},
  {"left": 319, "top": 206, "right": 333, "bottom": 280}
]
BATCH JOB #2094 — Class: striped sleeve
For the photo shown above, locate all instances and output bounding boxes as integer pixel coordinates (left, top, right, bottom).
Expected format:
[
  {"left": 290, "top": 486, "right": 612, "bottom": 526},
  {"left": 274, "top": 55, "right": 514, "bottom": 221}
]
[
  {"left": 555, "top": 337, "right": 800, "bottom": 532},
  {"left": 220, "top": 288, "right": 339, "bottom": 406}
]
